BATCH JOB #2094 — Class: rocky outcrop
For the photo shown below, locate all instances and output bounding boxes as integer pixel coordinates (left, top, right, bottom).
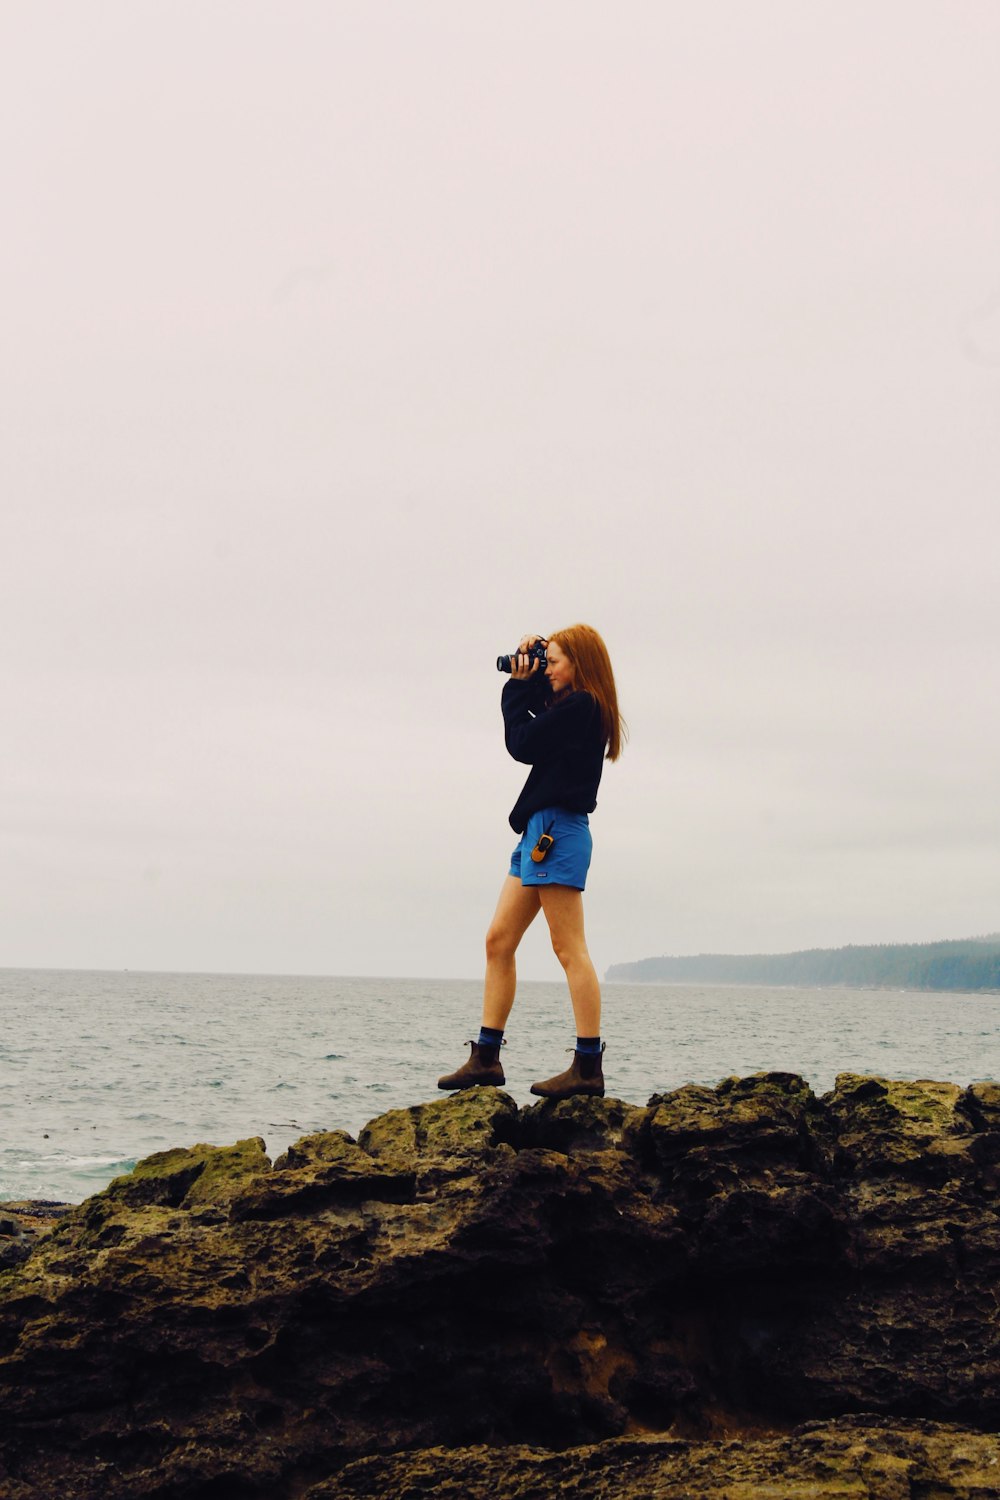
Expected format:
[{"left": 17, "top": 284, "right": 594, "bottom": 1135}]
[
  {"left": 2, "top": 1072, "right": 1000, "bottom": 1498},
  {"left": 321, "top": 1419, "right": 1000, "bottom": 1498},
  {"left": 0, "top": 1202, "right": 70, "bottom": 1269}
]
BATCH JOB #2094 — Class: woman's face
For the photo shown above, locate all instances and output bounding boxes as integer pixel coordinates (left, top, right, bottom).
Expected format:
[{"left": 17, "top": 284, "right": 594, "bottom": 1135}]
[{"left": 545, "top": 639, "right": 576, "bottom": 696}]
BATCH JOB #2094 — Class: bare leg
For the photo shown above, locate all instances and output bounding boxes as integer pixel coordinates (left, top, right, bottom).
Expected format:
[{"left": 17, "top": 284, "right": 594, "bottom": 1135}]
[
  {"left": 482, "top": 876, "right": 541, "bottom": 1030},
  {"left": 538, "top": 885, "right": 601, "bottom": 1036}
]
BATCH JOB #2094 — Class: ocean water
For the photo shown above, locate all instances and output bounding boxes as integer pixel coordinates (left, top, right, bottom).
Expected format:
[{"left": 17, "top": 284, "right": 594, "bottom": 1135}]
[{"left": 1, "top": 968, "right": 998, "bottom": 1204}]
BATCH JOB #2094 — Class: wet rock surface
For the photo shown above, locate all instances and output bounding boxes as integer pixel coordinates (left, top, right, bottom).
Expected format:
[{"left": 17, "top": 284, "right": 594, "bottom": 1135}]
[
  {"left": 1, "top": 1073, "right": 1000, "bottom": 1497},
  {"left": 0, "top": 1200, "right": 71, "bottom": 1269}
]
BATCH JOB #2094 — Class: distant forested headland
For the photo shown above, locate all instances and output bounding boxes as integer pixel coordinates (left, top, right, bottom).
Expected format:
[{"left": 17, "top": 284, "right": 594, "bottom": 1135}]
[{"left": 606, "top": 935, "right": 1000, "bottom": 992}]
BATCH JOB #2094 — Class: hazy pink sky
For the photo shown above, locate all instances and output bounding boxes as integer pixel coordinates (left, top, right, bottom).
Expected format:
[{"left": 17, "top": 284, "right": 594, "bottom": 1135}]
[{"left": 4, "top": 2, "right": 1000, "bottom": 978}]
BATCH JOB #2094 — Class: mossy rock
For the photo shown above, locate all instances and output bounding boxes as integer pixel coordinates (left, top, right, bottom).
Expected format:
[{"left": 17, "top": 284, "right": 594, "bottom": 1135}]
[
  {"left": 358, "top": 1087, "right": 519, "bottom": 1164},
  {"left": 231, "top": 1130, "right": 415, "bottom": 1220},
  {"left": 517, "top": 1095, "right": 641, "bottom": 1154}
]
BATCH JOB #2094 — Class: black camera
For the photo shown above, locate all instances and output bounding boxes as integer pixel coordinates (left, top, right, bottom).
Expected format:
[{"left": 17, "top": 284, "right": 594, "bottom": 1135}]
[{"left": 497, "top": 642, "right": 548, "bottom": 673}]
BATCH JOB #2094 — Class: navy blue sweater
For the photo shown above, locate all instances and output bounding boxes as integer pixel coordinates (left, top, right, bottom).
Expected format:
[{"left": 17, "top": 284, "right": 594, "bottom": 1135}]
[{"left": 501, "top": 676, "right": 606, "bottom": 833}]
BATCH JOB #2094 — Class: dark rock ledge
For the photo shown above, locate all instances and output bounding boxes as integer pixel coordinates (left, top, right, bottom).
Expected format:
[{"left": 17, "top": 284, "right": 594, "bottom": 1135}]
[
  {"left": 0, "top": 1202, "right": 72, "bottom": 1269},
  {"left": 3, "top": 1072, "right": 1000, "bottom": 1498}
]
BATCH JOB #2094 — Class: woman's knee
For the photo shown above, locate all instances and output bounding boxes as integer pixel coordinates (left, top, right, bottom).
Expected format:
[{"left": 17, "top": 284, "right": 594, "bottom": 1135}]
[
  {"left": 485, "top": 923, "right": 519, "bottom": 963},
  {"left": 549, "top": 931, "right": 586, "bottom": 971}
]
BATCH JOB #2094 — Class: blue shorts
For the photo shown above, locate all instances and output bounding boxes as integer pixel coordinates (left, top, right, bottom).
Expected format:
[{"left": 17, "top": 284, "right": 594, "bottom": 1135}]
[{"left": 509, "top": 807, "right": 593, "bottom": 891}]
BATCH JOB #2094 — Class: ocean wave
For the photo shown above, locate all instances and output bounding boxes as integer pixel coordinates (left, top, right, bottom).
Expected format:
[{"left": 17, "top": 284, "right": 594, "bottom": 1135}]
[{"left": 16, "top": 1155, "right": 137, "bottom": 1170}]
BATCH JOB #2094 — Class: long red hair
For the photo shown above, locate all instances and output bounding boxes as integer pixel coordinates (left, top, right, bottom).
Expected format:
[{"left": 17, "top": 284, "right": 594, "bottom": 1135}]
[{"left": 548, "top": 623, "right": 626, "bottom": 762}]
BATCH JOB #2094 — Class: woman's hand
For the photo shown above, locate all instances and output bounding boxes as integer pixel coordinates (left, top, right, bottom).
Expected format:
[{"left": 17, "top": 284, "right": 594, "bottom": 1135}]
[{"left": 511, "top": 633, "right": 547, "bottom": 681}]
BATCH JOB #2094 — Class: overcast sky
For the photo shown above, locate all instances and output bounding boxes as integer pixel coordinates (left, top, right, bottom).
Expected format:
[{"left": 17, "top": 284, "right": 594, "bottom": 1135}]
[{"left": 3, "top": 2, "right": 999, "bottom": 983}]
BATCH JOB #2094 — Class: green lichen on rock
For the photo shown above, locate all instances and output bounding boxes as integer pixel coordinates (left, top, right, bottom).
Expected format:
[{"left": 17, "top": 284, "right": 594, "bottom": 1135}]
[
  {"left": 361, "top": 1084, "right": 517, "bottom": 1156},
  {"left": 91, "top": 1136, "right": 272, "bottom": 1212},
  {"left": 824, "top": 1074, "right": 981, "bottom": 1187},
  {"left": 232, "top": 1128, "right": 416, "bottom": 1220},
  {"left": 177, "top": 1137, "right": 272, "bottom": 1207}
]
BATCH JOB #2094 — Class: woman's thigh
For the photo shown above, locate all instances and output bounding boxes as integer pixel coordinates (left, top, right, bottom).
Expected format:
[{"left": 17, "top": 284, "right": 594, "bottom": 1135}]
[
  {"left": 486, "top": 875, "right": 542, "bottom": 954},
  {"left": 538, "top": 884, "right": 590, "bottom": 957}
]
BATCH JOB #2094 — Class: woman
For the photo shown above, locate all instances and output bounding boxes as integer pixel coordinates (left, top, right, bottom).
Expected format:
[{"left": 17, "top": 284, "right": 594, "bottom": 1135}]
[{"left": 438, "top": 623, "right": 625, "bottom": 1100}]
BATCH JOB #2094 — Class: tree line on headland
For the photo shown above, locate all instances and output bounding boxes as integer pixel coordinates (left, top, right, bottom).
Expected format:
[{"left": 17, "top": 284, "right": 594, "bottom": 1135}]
[{"left": 606, "top": 934, "right": 1000, "bottom": 992}]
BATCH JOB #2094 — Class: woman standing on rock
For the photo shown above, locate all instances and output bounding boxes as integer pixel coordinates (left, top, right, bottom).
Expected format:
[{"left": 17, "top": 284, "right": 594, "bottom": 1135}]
[{"left": 438, "top": 624, "right": 625, "bottom": 1100}]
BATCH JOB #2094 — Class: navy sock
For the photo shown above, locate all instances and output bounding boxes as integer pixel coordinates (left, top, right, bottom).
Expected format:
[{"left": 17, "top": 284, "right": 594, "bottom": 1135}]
[
  {"left": 478, "top": 1026, "right": 504, "bottom": 1048},
  {"left": 576, "top": 1035, "right": 602, "bottom": 1055}
]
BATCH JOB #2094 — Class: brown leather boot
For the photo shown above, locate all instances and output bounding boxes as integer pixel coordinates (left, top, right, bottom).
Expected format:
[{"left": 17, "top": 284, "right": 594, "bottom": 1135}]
[
  {"left": 530, "top": 1045, "right": 605, "bottom": 1100},
  {"left": 437, "top": 1040, "right": 505, "bottom": 1090}
]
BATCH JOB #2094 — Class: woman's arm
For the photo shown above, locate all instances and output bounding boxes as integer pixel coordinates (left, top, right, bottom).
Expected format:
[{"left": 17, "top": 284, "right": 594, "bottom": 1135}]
[{"left": 502, "top": 685, "right": 595, "bottom": 764}]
